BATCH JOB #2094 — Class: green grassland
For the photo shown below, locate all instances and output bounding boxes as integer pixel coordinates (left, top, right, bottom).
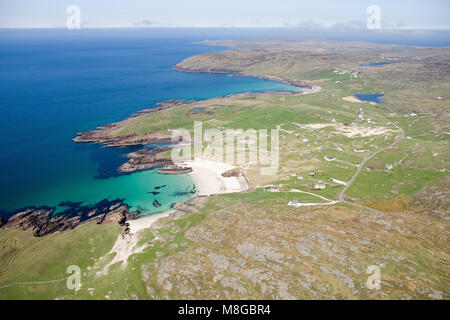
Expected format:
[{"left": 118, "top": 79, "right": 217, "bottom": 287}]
[
  {"left": 1, "top": 39, "right": 448, "bottom": 299},
  {"left": 0, "top": 222, "right": 121, "bottom": 299}
]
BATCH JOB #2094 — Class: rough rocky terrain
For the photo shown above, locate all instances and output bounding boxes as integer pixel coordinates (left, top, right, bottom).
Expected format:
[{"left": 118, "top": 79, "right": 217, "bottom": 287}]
[{"left": 141, "top": 195, "right": 449, "bottom": 299}]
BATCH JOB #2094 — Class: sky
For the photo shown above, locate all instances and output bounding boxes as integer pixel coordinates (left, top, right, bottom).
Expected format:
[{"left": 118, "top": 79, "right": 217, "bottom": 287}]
[{"left": 0, "top": 0, "right": 449, "bottom": 29}]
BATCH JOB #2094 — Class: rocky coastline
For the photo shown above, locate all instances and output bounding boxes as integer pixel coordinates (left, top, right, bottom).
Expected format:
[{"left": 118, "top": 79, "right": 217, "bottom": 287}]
[
  {"left": 73, "top": 99, "right": 196, "bottom": 173},
  {"left": 73, "top": 99, "right": 193, "bottom": 148},
  {"left": 119, "top": 148, "right": 174, "bottom": 173},
  {"left": 173, "top": 65, "right": 314, "bottom": 91},
  {"left": 156, "top": 166, "right": 193, "bottom": 175},
  {"left": 2, "top": 66, "right": 299, "bottom": 237},
  {"left": 0, "top": 199, "right": 135, "bottom": 237}
]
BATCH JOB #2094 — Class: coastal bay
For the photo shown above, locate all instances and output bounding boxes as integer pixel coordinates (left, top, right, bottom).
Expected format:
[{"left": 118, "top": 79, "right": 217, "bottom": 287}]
[{"left": 0, "top": 30, "right": 299, "bottom": 221}]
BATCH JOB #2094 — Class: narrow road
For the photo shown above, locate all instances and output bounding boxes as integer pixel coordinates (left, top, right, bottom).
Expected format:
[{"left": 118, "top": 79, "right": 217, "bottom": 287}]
[
  {"left": 339, "top": 123, "right": 405, "bottom": 212},
  {"left": 290, "top": 189, "right": 333, "bottom": 201},
  {"left": 0, "top": 276, "right": 69, "bottom": 290}
]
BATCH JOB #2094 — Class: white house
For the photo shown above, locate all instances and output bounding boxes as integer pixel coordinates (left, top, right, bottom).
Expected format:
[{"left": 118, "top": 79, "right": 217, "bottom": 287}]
[{"left": 314, "top": 183, "right": 326, "bottom": 190}]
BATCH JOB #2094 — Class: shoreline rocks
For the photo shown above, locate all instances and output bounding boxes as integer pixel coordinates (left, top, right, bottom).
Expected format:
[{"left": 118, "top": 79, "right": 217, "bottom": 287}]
[
  {"left": 0, "top": 199, "right": 135, "bottom": 237},
  {"left": 173, "top": 65, "right": 313, "bottom": 90},
  {"left": 156, "top": 166, "right": 193, "bottom": 175},
  {"left": 119, "top": 148, "right": 174, "bottom": 173},
  {"left": 73, "top": 99, "right": 193, "bottom": 148},
  {"left": 73, "top": 130, "right": 172, "bottom": 148}
]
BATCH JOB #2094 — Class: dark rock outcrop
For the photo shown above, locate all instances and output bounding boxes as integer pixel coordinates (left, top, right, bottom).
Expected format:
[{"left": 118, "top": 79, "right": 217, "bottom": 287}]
[
  {"left": 221, "top": 169, "right": 240, "bottom": 177},
  {"left": 119, "top": 148, "right": 174, "bottom": 173},
  {"left": 0, "top": 215, "right": 6, "bottom": 227},
  {"left": 153, "top": 200, "right": 162, "bottom": 208},
  {"left": 156, "top": 166, "right": 192, "bottom": 175},
  {"left": 0, "top": 199, "right": 135, "bottom": 237},
  {"left": 73, "top": 130, "right": 172, "bottom": 148}
]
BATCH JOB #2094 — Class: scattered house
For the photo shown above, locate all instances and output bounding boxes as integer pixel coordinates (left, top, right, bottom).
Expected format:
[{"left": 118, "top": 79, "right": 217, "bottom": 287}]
[
  {"left": 288, "top": 200, "right": 299, "bottom": 206},
  {"left": 353, "top": 149, "right": 368, "bottom": 153},
  {"left": 297, "top": 176, "right": 304, "bottom": 180},
  {"left": 330, "top": 178, "right": 347, "bottom": 186},
  {"left": 385, "top": 164, "right": 394, "bottom": 170},
  {"left": 265, "top": 186, "right": 280, "bottom": 192},
  {"left": 324, "top": 156, "right": 337, "bottom": 161},
  {"left": 280, "top": 128, "right": 293, "bottom": 134},
  {"left": 308, "top": 172, "right": 316, "bottom": 177},
  {"left": 290, "top": 173, "right": 297, "bottom": 177},
  {"left": 314, "top": 183, "right": 326, "bottom": 190},
  {"left": 409, "top": 113, "right": 417, "bottom": 117},
  {"left": 358, "top": 108, "right": 365, "bottom": 120},
  {"left": 302, "top": 138, "right": 309, "bottom": 143},
  {"left": 366, "top": 166, "right": 376, "bottom": 171}
]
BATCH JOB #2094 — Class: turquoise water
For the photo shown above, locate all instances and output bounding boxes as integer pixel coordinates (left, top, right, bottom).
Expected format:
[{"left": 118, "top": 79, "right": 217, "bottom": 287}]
[{"left": 0, "top": 29, "right": 300, "bottom": 217}]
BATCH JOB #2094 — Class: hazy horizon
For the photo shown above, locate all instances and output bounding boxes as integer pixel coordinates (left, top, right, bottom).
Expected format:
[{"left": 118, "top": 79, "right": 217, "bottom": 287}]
[
  {"left": 1, "top": 27, "right": 449, "bottom": 47},
  {"left": 1, "top": 0, "right": 449, "bottom": 29}
]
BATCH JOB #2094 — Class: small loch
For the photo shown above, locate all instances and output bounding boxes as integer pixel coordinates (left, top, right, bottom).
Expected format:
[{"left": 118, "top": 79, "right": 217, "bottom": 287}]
[
  {"left": 354, "top": 94, "right": 385, "bottom": 103},
  {"left": 359, "top": 62, "right": 391, "bottom": 67}
]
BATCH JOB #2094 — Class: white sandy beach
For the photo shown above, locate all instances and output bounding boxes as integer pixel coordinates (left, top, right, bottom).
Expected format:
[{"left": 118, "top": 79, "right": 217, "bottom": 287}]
[
  {"left": 99, "top": 159, "right": 249, "bottom": 272},
  {"left": 127, "top": 159, "right": 249, "bottom": 233},
  {"left": 181, "top": 159, "right": 248, "bottom": 196},
  {"left": 302, "top": 85, "right": 322, "bottom": 94},
  {"left": 127, "top": 210, "right": 175, "bottom": 234}
]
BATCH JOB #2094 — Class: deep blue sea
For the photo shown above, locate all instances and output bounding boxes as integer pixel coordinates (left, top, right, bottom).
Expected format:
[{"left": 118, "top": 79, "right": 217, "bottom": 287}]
[{"left": 0, "top": 29, "right": 301, "bottom": 216}]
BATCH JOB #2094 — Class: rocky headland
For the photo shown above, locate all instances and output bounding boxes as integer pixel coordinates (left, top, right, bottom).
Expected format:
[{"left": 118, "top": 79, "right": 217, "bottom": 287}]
[
  {"left": 119, "top": 148, "right": 174, "bottom": 173},
  {"left": 73, "top": 99, "right": 193, "bottom": 148}
]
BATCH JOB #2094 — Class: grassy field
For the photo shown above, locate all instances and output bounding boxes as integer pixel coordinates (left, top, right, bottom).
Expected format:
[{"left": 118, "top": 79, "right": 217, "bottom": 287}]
[{"left": 0, "top": 222, "right": 121, "bottom": 299}]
